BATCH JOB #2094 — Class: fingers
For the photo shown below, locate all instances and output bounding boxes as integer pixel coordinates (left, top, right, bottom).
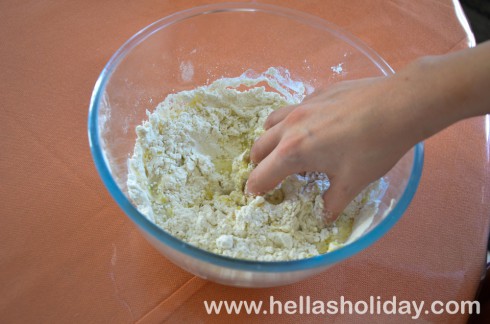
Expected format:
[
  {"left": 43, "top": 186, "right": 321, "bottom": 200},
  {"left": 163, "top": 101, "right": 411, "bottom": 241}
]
[
  {"left": 264, "top": 105, "right": 297, "bottom": 129},
  {"left": 250, "top": 123, "right": 283, "bottom": 164},
  {"left": 302, "top": 89, "right": 328, "bottom": 103},
  {"left": 246, "top": 149, "right": 298, "bottom": 195},
  {"left": 264, "top": 89, "right": 327, "bottom": 130},
  {"left": 322, "top": 178, "right": 360, "bottom": 224}
]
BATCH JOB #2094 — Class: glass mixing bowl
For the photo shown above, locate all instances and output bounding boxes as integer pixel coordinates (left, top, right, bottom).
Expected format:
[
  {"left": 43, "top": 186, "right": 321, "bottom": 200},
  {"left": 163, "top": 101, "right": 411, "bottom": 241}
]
[{"left": 88, "top": 2, "right": 423, "bottom": 287}]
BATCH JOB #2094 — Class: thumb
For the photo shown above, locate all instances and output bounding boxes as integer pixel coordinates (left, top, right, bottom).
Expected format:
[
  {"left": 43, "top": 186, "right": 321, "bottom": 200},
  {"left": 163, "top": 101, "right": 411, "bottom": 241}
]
[{"left": 322, "top": 179, "right": 359, "bottom": 224}]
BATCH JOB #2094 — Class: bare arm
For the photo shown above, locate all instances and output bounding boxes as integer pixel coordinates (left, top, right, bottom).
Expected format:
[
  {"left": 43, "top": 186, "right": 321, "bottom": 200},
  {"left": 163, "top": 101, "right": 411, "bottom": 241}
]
[{"left": 246, "top": 41, "right": 490, "bottom": 222}]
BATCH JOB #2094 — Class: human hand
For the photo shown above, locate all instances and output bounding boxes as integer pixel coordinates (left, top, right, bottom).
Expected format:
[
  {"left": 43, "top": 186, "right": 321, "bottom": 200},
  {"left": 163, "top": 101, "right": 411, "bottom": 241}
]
[
  {"left": 246, "top": 76, "right": 417, "bottom": 223},
  {"left": 246, "top": 42, "right": 490, "bottom": 223}
]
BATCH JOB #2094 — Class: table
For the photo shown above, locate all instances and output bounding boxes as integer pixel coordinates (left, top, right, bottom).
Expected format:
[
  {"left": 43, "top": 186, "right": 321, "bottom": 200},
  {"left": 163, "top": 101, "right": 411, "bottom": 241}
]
[{"left": 1, "top": 0, "right": 489, "bottom": 322}]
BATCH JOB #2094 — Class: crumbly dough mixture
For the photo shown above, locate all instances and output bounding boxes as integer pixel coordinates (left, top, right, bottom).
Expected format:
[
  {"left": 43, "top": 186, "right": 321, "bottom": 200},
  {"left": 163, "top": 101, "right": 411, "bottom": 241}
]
[{"left": 127, "top": 68, "right": 383, "bottom": 261}]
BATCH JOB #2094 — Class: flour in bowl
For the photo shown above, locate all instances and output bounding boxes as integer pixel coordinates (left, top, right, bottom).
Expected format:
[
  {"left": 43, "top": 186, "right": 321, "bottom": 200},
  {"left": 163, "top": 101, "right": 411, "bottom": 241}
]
[{"left": 127, "top": 68, "right": 386, "bottom": 261}]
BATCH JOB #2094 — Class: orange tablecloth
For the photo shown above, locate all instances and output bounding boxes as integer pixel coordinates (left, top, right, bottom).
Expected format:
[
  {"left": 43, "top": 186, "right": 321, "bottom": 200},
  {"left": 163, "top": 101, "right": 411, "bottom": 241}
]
[{"left": 1, "top": 0, "right": 489, "bottom": 323}]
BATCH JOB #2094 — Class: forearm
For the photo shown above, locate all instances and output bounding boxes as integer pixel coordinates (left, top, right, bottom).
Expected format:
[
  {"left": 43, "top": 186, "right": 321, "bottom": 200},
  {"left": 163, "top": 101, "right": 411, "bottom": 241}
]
[
  {"left": 390, "top": 41, "right": 490, "bottom": 146},
  {"left": 247, "top": 41, "right": 490, "bottom": 218}
]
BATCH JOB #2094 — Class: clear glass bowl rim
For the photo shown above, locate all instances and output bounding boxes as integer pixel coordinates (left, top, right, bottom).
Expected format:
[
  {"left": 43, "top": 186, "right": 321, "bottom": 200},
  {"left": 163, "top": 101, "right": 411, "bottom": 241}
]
[{"left": 88, "top": 2, "right": 424, "bottom": 272}]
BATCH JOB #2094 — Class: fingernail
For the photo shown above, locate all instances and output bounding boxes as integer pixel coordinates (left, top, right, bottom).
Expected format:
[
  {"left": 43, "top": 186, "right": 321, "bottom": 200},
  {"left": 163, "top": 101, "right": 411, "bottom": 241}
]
[
  {"left": 245, "top": 180, "right": 253, "bottom": 196},
  {"left": 323, "top": 210, "right": 335, "bottom": 225},
  {"left": 245, "top": 180, "right": 263, "bottom": 197}
]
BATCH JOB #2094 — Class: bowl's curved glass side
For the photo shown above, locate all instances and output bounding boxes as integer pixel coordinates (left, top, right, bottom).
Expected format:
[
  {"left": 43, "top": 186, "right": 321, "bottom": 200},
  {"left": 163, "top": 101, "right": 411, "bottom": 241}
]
[
  {"left": 369, "top": 146, "right": 419, "bottom": 234},
  {"left": 88, "top": 2, "right": 424, "bottom": 281},
  {"left": 142, "top": 230, "right": 329, "bottom": 287},
  {"left": 94, "top": 4, "right": 395, "bottom": 208},
  {"left": 361, "top": 144, "right": 423, "bottom": 238}
]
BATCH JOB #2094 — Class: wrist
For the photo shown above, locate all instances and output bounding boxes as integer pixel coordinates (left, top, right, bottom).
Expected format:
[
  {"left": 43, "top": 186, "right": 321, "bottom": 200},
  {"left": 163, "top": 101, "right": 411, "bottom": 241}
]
[{"left": 387, "top": 55, "right": 472, "bottom": 146}]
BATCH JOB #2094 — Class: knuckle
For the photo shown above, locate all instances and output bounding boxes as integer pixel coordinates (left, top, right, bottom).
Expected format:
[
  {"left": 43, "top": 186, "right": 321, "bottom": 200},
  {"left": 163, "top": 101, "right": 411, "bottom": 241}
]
[
  {"left": 284, "top": 106, "right": 309, "bottom": 125},
  {"left": 276, "top": 136, "right": 305, "bottom": 165},
  {"left": 265, "top": 112, "right": 277, "bottom": 128}
]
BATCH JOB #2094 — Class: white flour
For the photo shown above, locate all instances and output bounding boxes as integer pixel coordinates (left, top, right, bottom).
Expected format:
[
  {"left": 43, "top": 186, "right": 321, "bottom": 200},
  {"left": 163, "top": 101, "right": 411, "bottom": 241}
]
[{"left": 127, "top": 68, "right": 385, "bottom": 261}]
